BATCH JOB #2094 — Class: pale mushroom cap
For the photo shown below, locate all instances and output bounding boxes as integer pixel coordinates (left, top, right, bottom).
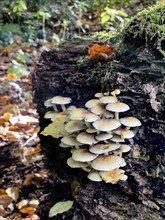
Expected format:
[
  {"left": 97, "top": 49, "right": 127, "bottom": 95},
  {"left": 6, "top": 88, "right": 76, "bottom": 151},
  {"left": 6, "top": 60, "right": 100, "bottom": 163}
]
[
  {"left": 44, "top": 98, "right": 54, "bottom": 107},
  {"left": 89, "top": 143, "right": 120, "bottom": 154},
  {"left": 84, "top": 112, "right": 100, "bottom": 122},
  {"left": 113, "top": 128, "right": 135, "bottom": 139},
  {"left": 95, "top": 133, "right": 113, "bottom": 141},
  {"left": 70, "top": 108, "right": 89, "bottom": 120},
  {"left": 61, "top": 136, "right": 82, "bottom": 146},
  {"left": 120, "top": 117, "right": 141, "bottom": 127},
  {"left": 106, "top": 102, "right": 130, "bottom": 112},
  {"left": 85, "top": 99, "right": 100, "bottom": 109},
  {"left": 90, "top": 104, "right": 106, "bottom": 115},
  {"left": 100, "top": 96, "right": 118, "bottom": 104},
  {"left": 110, "top": 135, "right": 125, "bottom": 143},
  {"left": 119, "top": 144, "right": 131, "bottom": 153},
  {"left": 95, "top": 92, "right": 104, "bottom": 98},
  {"left": 121, "top": 130, "right": 135, "bottom": 139},
  {"left": 51, "top": 111, "right": 69, "bottom": 122},
  {"left": 51, "top": 96, "right": 72, "bottom": 104},
  {"left": 65, "top": 120, "right": 86, "bottom": 133},
  {"left": 76, "top": 132, "right": 98, "bottom": 145},
  {"left": 93, "top": 119, "right": 121, "bottom": 132},
  {"left": 67, "top": 157, "right": 88, "bottom": 168},
  {"left": 44, "top": 111, "right": 57, "bottom": 119},
  {"left": 87, "top": 171, "right": 102, "bottom": 182},
  {"left": 72, "top": 148, "right": 98, "bottom": 162},
  {"left": 99, "top": 169, "right": 127, "bottom": 183},
  {"left": 111, "top": 89, "right": 121, "bottom": 96},
  {"left": 86, "top": 127, "right": 98, "bottom": 133},
  {"left": 91, "top": 155, "right": 126, "bottom": 171}
]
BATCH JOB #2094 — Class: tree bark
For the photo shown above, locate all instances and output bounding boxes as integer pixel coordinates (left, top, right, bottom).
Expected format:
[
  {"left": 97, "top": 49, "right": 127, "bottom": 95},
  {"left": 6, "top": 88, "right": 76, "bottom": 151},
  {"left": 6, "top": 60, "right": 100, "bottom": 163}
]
[{"left": 32, "top": 7, "right": 165, "bottom": 217}]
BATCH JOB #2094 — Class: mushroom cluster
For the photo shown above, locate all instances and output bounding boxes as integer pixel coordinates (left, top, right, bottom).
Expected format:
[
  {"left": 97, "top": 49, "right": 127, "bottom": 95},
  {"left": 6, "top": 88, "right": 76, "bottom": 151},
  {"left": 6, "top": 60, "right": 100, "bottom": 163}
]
[{"left": 43, "top": 90, "right": 141, "bottom": 183}]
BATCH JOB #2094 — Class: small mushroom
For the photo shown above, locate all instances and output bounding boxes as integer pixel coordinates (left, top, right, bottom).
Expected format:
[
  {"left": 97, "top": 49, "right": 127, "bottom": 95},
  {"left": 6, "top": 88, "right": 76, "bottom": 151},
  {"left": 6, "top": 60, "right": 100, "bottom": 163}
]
[
  {"left": 87, "top": 171, "right": 102, "bottom": 182},
  {"left": 99, "top": 169, "right": 127, "bottom": 183},
  {"left": 91, "top": 155, "right": 126, "bottom": 171},
  {"left": 67, "top": 157, "right": 88, "bottom": 169},
  {"left": 113, "top": 128, "right": 135, "bottom": 139},
  {"left": 93, "top": 119, "right": 121, "bottom": 132},
  {"left": 111, "top": 89, "right": 121, "bottom": 97},
  {"left": 120, "top": 117, "right": 141, "bottom": 130},
  {"left": 61, "top": 135, "right": 82, "bottom": 147},
  {"left": 65, "top": 120, "right": 86, "bottom": 133},
  {"left": 89, "top": 143, "right": 120, "bottom": 154},
  {"left": 99, "top": 96, "right": 118, "bottom": 104},
  {"left": 44, "top": 111, "right": 57, "bottom": 119},
  {"left": 76, "top": 132, "right": 98, "bottom": 145},
  {"left": 72, "top": 148, "right": 98, "bottom": 162},
  {"left": 51, "top": 96, "right": 72, "bottom": 111},
  {"left": 69, "top": 108, "right": 89, "bottom": 120},
  {"left": 95, "top": 133, "right": 113, "bottom": 141},
  {"left": 106, "top": 102, "right": 130, "bottom": 120},
  {"left": 85, "top": 99, "right": 100, "bottom": 109}
]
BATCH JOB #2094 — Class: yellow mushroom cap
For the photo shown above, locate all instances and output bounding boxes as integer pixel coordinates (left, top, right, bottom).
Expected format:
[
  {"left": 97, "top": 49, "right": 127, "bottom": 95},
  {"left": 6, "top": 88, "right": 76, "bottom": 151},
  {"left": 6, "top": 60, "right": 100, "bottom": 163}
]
[
  {"left": 76, "top": 132, "right": 98, "bottom": 145},
  {"left": 99, "top": 169, "right": 127, "bottom": 183},
  {"left": 72, "top": 148, "right": 98, "bottom": 162},
  {"left": 85, "top": 99, "right": 100, "bottom": 109},
  {"left": 51, "top": 96, "right": 72, "bottom": 104},
  {"left": 89, "top": 143, "right": 120, "bottom": 154},
  {"left": 100, "top": 96, "right": 118, "bottom": 104},
  {"left": 65, "top": 120, "right": 86, "bottom": 133},
  {"left": 86, "top": 127, "right": 98, "bottom": 133},
  {"left": 95, "top": 92, "right": 104, "bottom": 98},
  {"left": 87, "top": 171, "right": 102, "bottom": 182},
  {"left": 61, "top": 136, "right": 82, "bottom": 146},
  {"left": 91, "top": 155, "right": 126, "bottom": 171},
  {"left": 111, "top": 89, "right": 121, "bottom": 96},
  {"left": 93, "top": 119, "right": 121, "bottom": 132},
  {"left": 120, "top": 117, "right": 141, "bottom": 127},
  {"left": 106, "top": 102, "right": 130, "bottom": 112}
]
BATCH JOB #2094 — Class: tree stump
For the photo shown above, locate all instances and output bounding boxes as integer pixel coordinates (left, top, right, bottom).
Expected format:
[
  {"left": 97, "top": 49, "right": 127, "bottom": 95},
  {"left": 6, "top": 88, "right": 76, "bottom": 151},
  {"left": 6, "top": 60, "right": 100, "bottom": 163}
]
[{"left": 32, "top": 4, "right": 165, "bottom": 220}]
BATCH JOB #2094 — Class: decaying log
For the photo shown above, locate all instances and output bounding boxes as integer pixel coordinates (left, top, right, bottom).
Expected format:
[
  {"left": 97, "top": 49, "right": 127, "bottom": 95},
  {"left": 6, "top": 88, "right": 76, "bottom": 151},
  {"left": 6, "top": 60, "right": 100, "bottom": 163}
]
[{"left": 32, "top": 4, "right": 165, "bottom": 220}]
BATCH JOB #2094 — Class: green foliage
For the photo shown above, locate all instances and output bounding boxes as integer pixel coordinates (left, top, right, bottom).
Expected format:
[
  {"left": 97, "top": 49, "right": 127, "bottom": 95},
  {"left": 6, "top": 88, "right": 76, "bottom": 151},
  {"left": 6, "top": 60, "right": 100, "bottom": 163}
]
[
  {"left": 13, "top": 0, "right": 27, "bottom": 16},
  {"left": 101, "top": 7, "right": 129, "bottom": 29}
]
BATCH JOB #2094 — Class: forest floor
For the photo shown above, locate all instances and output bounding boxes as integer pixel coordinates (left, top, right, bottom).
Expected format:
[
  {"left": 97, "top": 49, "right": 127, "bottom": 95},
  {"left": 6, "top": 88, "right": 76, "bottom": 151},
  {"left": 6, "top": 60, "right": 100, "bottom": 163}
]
[{"left": 0, "top": 42, "right": 54, "bottom": 220}]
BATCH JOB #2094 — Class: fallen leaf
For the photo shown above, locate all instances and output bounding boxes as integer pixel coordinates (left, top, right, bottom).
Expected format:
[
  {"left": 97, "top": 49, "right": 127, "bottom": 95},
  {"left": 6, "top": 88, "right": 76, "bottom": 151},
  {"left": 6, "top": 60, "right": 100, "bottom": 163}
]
[
  {"left": 41, "top": 120, "right": 66, "bottom": 138},
  {"left": 2, "top": 104, "right": 14, "bottom": 114},
  {"left": 0, "top": 96, "right": 11, "bottom": 104},
  {"left": 6, "top": 187, "right": 19, "bottom": 201},
  {"left": 0, "top": 195, "right": 13, "bottom": 208},
  {"left": 0, "top": 189, "right": 7, "bottom": 196},
  {"left": 88, "top": 44, "right": 117, "bottom": 61},
  {"left": 25, "top": 144, "right": 41, "bottom": 156},
  {"left": 49, "top": 200, "right": 74, "bottom": 218},
  {"left": 3, "top": 112, "right": 11, "bottom": 121},
  {"left": 19, "top": 207, "right": 36, "bottom": 215},
  {"left": 7, "top": 73, "right": 18, "bottom": 81}
]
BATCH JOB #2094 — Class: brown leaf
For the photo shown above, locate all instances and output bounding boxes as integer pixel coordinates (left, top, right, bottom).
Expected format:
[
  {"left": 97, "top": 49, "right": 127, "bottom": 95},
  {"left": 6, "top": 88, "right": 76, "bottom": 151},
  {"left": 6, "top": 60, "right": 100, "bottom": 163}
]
[
  {"left": 6, "top": 187, "right": 19, "bottom": 201},
  {"left": 0, "top": 195, "right": 13, "bottom": 208},
  {"left": 88, "top": 44, "right": 117, "bottom": 61},
  {"left": 19, "top": 207, "right": 36, "bottom": 215}
]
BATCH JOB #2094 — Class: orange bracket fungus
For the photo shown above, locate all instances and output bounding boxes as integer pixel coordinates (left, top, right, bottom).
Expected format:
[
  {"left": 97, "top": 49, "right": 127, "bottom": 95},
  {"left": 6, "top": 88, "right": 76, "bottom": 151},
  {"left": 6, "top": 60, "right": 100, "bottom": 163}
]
[{"left": 42, "top": 90, "right": 141, "bottom": 184}]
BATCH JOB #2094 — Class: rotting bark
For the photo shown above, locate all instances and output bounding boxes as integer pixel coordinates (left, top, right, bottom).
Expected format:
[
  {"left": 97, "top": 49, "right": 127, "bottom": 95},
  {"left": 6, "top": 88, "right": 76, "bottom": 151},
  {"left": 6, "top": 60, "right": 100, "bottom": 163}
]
[{"left": 32, "top": 6, "right": 165, "bottom": 220}]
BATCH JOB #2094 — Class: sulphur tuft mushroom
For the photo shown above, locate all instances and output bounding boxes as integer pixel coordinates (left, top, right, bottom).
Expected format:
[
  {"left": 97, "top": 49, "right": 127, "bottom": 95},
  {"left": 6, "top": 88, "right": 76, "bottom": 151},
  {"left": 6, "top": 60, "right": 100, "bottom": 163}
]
[{"left": 43, "top": 89, "right": 141, "bottom": 184}]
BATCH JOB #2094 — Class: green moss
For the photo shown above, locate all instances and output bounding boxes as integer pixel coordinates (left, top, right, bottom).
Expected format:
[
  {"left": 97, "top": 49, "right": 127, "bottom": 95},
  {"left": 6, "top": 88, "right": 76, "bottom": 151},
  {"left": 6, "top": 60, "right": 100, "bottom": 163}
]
[{"left": 122, "top": 3, "right": 165, "bottom": 56}]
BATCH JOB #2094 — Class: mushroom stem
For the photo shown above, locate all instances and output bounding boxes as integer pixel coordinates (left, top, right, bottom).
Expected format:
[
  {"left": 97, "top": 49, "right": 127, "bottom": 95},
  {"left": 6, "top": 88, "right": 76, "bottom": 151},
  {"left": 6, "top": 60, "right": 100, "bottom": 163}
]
[
  {"left": 125, "top": 126, "right": 130, "bottom": 130},
  {"left": 115, "top": 112, "right": 119, "bottom": 120},
  {"left": 61, "top": 104, "right": 66, "bottom": 111},
  {"left": 85, "top": 122, "right": 91, "bottom": 128},
  {"left": 53, "top": 105, "right": 58, "bottom": 112}
]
